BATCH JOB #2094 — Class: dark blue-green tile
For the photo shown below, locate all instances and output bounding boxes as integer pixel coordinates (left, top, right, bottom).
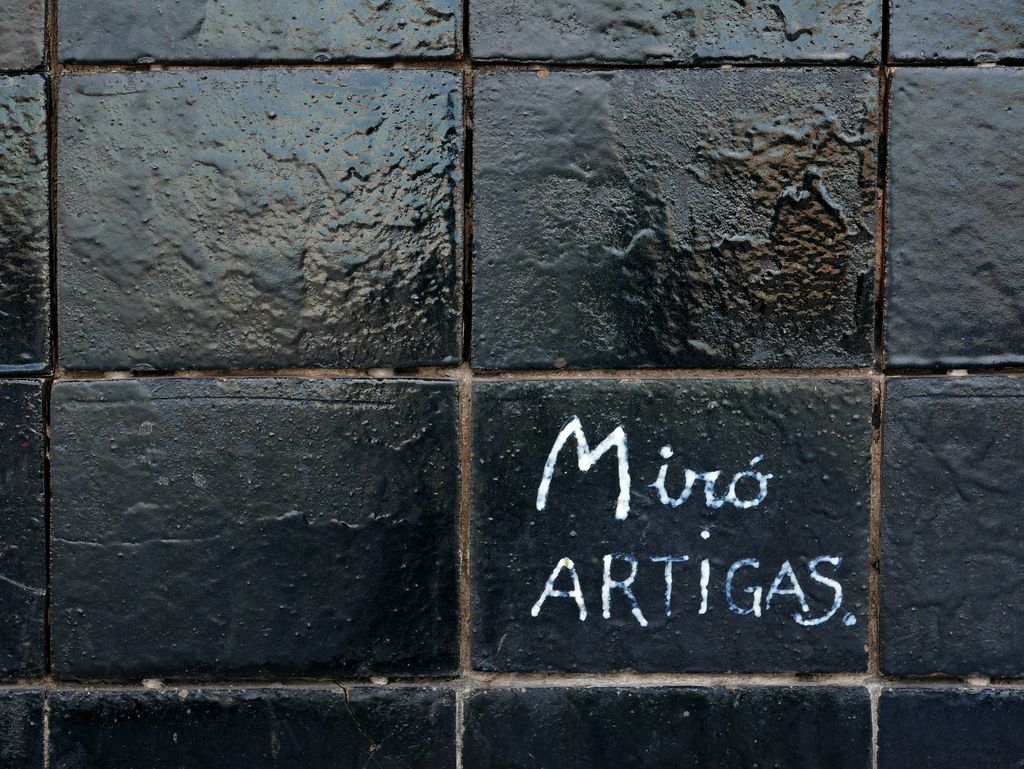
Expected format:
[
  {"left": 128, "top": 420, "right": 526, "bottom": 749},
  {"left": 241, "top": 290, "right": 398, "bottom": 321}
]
[
  {"left": 879, "top": 689, "right": 1024, "bottom": 768},
  {"left": 0, "top": 382, "right": 45, "bottom": 678},
  {"left": 0, "top": 0, "right": 43, "bottom": 70},
  {"left": 60, "top": 0, "right": 461, "bottom": 62},
  {"left": 0, "top": 75, "right": 48, "bottom": 372},
  {"left": 891, "top": 1, "right": 1024, "bottom": 62},
  {"left": 471, "top": 0, "right": 880, "bottom": 63}
]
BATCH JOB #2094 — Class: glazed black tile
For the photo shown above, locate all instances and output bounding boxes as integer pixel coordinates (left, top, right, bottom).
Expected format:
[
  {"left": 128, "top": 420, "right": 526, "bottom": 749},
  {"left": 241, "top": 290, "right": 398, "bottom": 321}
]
[
  {"left": 879, "top": 689, "right": 1024, "bottom": 769},
  {"left": 472, "top": 378, "right": 872, "bottom": 672},
  {"left": 51, "top": 378, "right": 460, "bottom": 679},
  {"left": 886, "top": 68, "right": 1024, "bottom": 368},
  {"left": 473, "top": 69, "right": 878, "bottom": 370},
  {"left": 882, "top": 376, "right": 1024, "bottom": 676},
  {"left": 58, "top": 70, "right": 462, "bottom": 371},
  {"left": 49, "top": 688, "right": 455, "bottom": 769},
  {"left": 464, "top": 687, "right": 871, "bottom": 768},
  {"left": 0, "top": 690, "right": 43, "bottom": 769}
]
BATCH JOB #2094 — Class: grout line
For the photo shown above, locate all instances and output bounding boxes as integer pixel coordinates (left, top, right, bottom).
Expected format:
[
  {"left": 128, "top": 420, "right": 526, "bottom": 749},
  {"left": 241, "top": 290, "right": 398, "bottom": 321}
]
[
  {"left": 53, "top": 59, "right": 883, "bottom": 74},
  {"left": 457, "top": 370, "right": 473, "bottom": 675},
  {"left": 455, "top": 0, "right": 472, "bottom": 755},
  {"left": 41, "top": 691, "right": 50, "bottom": 769},
  {"left": 461, "top": 69, "right": 475, "bottom": 367},
  {"left": 466, "top": 367, "right": 878, "bottom": 379},
  {"left": 42, "top": 0, "right": 60, "bottom": 692},
  {"left": 10, "top": 366, "right": 1024, "bottom": 383},
  {"left": 868, "top": 46, "right": 888, "bottom": 767},
  {"left": 45, "top": 59, "right": 1024, "bottom": 75},
  {"left": 868, "top": 64, "right": 891, "bottom": 684},
  {"left": 869, "top": 378, "right": 884, "bottom": 677},
  {"left": 44, "top": 0, "right": 60, "bottom": 373},
  {"left": 40, "top": 366, "right": 881, "bottom": 382},
  {"left": 882, "top": 366, "right": 1024, "bottom": 376},
  {"left": 40, "top": 379, "right": 52, "bottom": 680},
  {"left": 887, "top": 58, "right": 1024, "bottom": 67},
  {"left": 1, "top": 674, "right": 1023, "bottom": 692},
  {"left": 454, "top": 688, "right": 465, "bottom": 769},
  {"left": 881, "top": 0, "right": 891, "bottom": 66},
  {"left": 870, "top": 681, "right": 880, "bottom": 769},
  {"left": 0, "top": 66, "right": 48, "bottom": 76}
]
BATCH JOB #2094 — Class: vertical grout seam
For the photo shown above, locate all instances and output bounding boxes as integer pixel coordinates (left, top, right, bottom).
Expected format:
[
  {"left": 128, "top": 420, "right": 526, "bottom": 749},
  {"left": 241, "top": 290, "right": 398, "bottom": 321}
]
[
  {"left": 869, "top": 682, "right": 881, "bottom": 769},
  {"left": 457, "top": 369, "right": 473, "bottom": 677},
  {"left": 41, "top": 0, "right": 60, "bottom": 693},
  {"left": 457, "top": 4, "right": 474, "bottom": 764},
  {"left": 41, "top": 690, "right": 50, "bottom": 769},
  {"left": 868, "top": 377, "right": 883, "bottom": 677}
]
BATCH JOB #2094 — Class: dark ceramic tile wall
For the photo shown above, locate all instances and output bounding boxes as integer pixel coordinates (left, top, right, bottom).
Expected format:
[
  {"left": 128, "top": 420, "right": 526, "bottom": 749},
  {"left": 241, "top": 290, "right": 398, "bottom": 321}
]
[
  {"left": 881, "top": 376, "right": 1024, "bottom": 677},
  {"left": 885, "top": 67, "right": 1024, "bottom": 368},
  {"left": 0, "top": 691, "right": 44, "bottom": 769},
  {"left": 1, "top": 1, "right": 1024, "bottom": 766}
]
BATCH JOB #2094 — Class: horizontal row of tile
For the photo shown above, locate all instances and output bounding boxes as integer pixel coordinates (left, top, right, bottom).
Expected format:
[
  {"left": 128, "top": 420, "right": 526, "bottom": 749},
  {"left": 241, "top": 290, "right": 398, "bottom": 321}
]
[
  {"left": 2, "top": 374, "right": 1022, "bottom": 679},
  {"left": 3, "top": 66, "right": 1023, "bottom": 373},
  {"left": 0, "top": 685, "right": 1020, "bottom": 768},
  {"left": 3, "top": 0, "right": 1022, "bottom": 67}
]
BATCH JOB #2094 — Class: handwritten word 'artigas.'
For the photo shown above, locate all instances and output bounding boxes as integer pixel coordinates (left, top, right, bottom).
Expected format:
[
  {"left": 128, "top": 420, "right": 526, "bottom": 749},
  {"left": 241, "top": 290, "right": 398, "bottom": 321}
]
[
  {"left": 530, "top": 553, "right": 851, "bottom": 628},
  {"left": 536, "top": 416, "right": 774, "bottom": 520}
]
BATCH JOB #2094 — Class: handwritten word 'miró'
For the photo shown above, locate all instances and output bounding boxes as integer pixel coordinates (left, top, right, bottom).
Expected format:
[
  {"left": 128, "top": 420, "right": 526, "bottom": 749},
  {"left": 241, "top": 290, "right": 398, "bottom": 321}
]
[{"left": 535, "top": 417, "right": 773, "bottom": 521}]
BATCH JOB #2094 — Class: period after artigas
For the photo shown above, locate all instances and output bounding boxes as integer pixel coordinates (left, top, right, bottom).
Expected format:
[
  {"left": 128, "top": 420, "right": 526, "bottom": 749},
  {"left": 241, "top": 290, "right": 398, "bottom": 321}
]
[{"left": 529, "top": 417, "right": 853, "bottom": 629}]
